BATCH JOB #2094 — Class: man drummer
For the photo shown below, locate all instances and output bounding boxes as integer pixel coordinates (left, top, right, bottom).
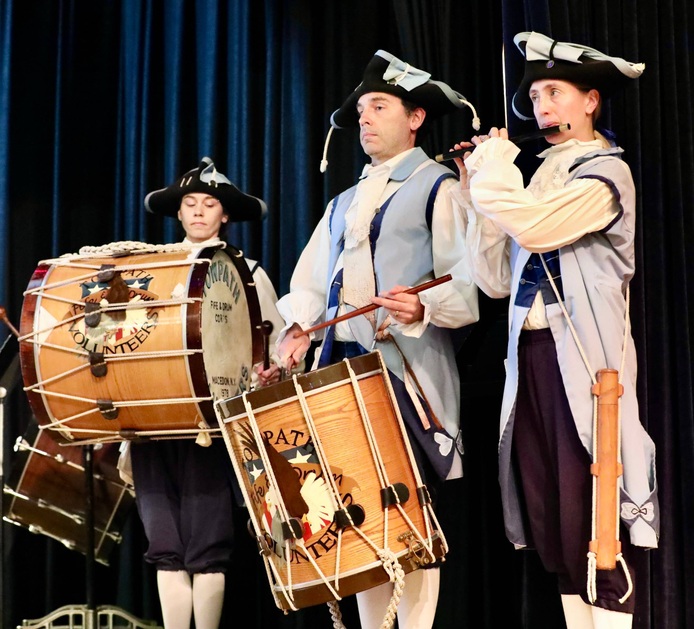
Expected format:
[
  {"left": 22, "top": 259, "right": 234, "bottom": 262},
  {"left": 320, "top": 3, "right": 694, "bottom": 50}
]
[
  {"left": 275, "top": 50, "right": 480, "bottom": 628},
  {"left": 128, "top": 157, "right": 283, "bottom": 629}
]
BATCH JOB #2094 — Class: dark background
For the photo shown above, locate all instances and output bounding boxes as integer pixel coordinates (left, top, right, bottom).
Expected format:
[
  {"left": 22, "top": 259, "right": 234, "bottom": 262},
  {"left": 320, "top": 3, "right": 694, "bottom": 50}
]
[{"left": 0, "top": 1, "right": 692, "bottom": 628}]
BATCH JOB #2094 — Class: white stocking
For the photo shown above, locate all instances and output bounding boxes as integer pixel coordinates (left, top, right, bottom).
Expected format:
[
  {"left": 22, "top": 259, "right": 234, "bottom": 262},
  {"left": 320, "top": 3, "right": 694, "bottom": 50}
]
[
  {"left": 192, "top": 572, "right": 225, "bottom": 629},
  {"left": 591, "top": 605, "right": 633, "bottom": 629},
  {"left": 560, "top": 594, "right": 595, "bottom": 629},
  {"left": 396, "top": 568, "right": 440, "bottom": 629},
  {"left": 356, "top": 569, "right": 440, "bottom": 629},
  {"left": 157, "top": 570, "right": 192, "bottom": 629},
  {"left": 356, "top": 580, "right": 394, "bottom": 629}
]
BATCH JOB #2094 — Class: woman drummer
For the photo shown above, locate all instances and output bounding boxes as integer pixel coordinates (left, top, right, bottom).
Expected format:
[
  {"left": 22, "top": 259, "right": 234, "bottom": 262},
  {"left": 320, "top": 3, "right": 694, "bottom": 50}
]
[{"left": 127, "top": 157, "right": 283, "bottom": 629}]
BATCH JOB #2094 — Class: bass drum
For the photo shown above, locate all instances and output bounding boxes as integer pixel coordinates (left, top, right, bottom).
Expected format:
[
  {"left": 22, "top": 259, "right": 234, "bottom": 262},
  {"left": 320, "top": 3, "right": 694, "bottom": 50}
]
[{"left": 19, "top": 243, "right": 262, "bottom": 444}]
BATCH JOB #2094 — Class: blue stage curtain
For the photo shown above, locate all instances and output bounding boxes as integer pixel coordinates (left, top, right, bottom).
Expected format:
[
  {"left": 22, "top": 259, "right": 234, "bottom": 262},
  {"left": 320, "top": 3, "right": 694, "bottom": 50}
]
[
  {"left": 0, "top": 0, "right": 11, "bottom": 308},
  {"left": 0, "top": 1, "right": 692, "bottom": 628}
]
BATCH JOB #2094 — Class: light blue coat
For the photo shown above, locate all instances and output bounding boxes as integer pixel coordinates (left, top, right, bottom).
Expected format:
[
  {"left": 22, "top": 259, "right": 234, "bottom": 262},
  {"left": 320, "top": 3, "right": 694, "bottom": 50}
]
[{"left": 497, "top": 148, "right": 659, "bottom": 550}]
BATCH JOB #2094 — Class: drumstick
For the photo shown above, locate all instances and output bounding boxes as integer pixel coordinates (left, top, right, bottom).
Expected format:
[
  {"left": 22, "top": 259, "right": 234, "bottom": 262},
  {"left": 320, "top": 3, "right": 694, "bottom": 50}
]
[
  {"left": 261, "top": 320, "right": 274, "bottom": 370},
  {"left": 294, "top": 274, "right": 452, "bottom": 337},
  {"left": 0, "top": 306, "right": 19, "bottom": 337}
]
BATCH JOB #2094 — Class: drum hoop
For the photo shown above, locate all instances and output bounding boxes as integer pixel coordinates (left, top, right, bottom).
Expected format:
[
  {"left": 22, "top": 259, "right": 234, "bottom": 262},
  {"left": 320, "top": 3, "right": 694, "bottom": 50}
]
[
  {"left": 19, "top": 263, "right": 56, "bottom": 438},
  {"left": 185, "top": 245, "right": 263, "bottom": 420},
  {"left": 218, "top": 367, "right": 384, "bottom": 424},
  {"left": 268, "top": 537, "right": 443, "bottom": 591},
  {"left": 216, "top": 352, "right": 385, "bottom": 423}
]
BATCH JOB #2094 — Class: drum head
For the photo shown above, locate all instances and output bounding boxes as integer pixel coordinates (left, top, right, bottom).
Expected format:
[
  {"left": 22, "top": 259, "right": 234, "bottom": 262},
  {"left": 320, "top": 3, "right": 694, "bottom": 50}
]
[{"left": 197, "top": 246, "right": 263, "bottom": 404}]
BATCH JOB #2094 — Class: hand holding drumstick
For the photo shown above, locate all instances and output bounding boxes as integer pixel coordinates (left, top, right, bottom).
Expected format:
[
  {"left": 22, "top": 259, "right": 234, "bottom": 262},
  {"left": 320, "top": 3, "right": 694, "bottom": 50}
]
[
  {"left": 370, "top": 284, "right": 425, "bottom": 325},
  {"left": 278, "top": 275, "right": 452, "bottom": 370}
]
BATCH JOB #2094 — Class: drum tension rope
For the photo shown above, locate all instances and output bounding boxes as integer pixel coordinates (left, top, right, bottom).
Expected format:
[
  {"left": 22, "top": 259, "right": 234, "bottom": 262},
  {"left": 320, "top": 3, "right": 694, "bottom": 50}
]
[
  {"left": 89, "top": 351, "right": 107, "bottom": 377},
  {"left": 97, "top": 398, "right": 119, "bottom": 420}
]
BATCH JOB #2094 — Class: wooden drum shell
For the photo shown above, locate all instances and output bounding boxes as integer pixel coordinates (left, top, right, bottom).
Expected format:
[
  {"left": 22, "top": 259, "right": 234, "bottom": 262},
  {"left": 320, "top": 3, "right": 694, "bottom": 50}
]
[
  {"left": 19, "top": 246, "right": 261, "bottom": 444},
  {"left": 216, "top": 351, "right": 445, "bottom": 611}
]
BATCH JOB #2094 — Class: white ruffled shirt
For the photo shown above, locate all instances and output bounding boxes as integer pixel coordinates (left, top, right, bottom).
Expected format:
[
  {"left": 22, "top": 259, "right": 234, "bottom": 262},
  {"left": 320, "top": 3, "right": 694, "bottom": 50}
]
[
  {"left": 453, "top": 136, "right": 618, "bottom": 328},
  {"left": 276, "top": 148, "right": 476, "bottom": 347}
]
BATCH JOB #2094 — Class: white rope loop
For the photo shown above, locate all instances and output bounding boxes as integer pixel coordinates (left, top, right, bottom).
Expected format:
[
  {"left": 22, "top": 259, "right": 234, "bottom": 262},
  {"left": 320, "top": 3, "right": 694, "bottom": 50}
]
[
  {"left": 587, "top": 551, "right": 598, "bottom": 603},
  {"left": 239, "top": 393, "right": 309, "bottom": 609},
  {"left": 375, "top": 349, "right": 448, "bottom": 558},
  {"left": 291, "top": 374, "right": 343, "bottom": 511},
  {"left": 344, "top": 359, "right": 391, "bottom": 490},
  {"left": 376, "top": 548, "right": 406, "bottom": 629},
  {"left": 213, "top": 396, "right": 292, "bottom": 612},
  {"left": 617, "top": 553, "right": 634, "bottom": 603},
  {"left": 241, "top": 380, "right": 347, "bottom": 606},
  {"left": 327, "top": 600, "right": 347, "bottom": 629}
]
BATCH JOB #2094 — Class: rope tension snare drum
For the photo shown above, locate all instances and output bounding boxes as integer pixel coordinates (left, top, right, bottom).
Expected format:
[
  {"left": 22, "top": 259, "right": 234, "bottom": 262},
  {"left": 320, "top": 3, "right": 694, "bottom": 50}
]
[
  {"left": 215, "top": 351, "right": 448, "bottom": 612},
  {"left": 2, "top": 419, "right": 134, "bottom": 565},
  {"left": 18, "top": 242, "right": 262, "bottom": 444}
]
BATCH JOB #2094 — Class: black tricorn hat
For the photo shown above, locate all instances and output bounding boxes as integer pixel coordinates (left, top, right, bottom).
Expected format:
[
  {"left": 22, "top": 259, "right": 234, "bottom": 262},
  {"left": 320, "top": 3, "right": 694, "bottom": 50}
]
[
  {"left": 329, "top": 50, "right": 479, "bottom": 130},
  {"left": 144, "top": 157, "right": 267, "bottom": 222},
  {"left": 319, "top": 50, "right": 480, "bottom": 172},
  {"left": 512, "top": 32, "right": 645, "bottom": 121}
]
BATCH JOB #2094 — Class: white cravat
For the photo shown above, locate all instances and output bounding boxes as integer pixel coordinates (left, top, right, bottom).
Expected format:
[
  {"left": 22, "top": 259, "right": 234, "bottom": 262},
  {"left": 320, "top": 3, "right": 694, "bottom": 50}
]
[{"left": 342, "top": 163, "right": 391, "bottom": 328}]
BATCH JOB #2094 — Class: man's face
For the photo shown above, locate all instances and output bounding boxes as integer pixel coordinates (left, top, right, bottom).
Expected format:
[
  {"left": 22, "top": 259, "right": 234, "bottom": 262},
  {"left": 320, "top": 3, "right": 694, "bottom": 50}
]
[{"left": 356, "top": 92, "right": 425, "bottom": 165}]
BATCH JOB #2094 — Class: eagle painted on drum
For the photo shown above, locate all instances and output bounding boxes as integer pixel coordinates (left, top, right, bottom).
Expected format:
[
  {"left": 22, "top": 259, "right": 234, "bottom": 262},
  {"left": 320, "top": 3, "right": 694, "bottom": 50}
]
[{"left": 236, "top": 421, "right": 334, "bottom": 543}]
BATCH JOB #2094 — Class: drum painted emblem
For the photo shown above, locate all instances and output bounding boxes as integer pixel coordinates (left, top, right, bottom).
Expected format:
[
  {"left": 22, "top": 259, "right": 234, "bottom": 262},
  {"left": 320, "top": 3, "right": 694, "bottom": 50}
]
[{"left": 66, "top": 271, "right": 159, "bottom": 354}]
